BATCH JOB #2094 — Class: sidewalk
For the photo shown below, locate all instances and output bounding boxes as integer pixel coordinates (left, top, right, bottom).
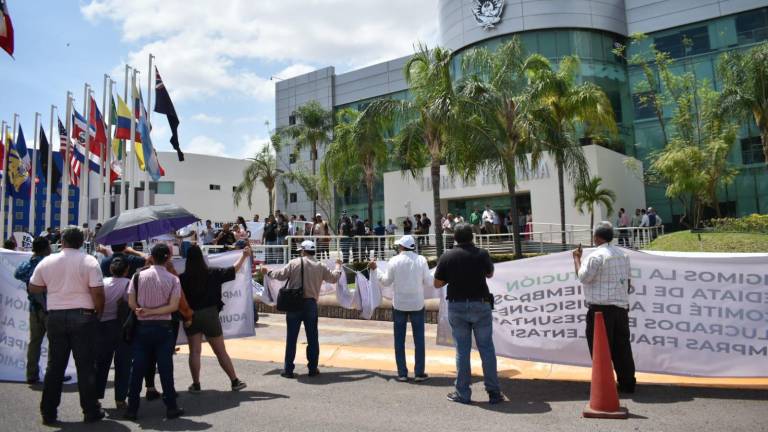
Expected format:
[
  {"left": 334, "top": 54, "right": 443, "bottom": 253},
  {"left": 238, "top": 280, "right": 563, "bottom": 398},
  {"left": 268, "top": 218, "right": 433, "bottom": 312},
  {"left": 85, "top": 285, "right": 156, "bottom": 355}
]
[{"left": 183, "top": 314, "right": 768, "bottom": 389}]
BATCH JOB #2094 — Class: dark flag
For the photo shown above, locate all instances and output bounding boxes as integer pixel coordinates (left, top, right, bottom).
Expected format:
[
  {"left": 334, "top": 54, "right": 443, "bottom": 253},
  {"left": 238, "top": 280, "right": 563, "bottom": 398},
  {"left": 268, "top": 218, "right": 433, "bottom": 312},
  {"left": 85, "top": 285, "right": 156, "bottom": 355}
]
[
  {"left": 154, "top": 67, "right": 183, "bottom": 161},
  {"left": 38, "top": 126, "right": 62, "bottom": 195}
]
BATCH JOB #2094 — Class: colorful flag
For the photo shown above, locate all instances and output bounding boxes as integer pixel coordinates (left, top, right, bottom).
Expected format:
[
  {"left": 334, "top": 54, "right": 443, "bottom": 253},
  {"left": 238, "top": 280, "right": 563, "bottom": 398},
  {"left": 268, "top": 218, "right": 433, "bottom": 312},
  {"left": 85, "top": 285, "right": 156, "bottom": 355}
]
[
  {"left": 115, "top": 95, "right": 141, "bottom": 142},
  {"left": 59, "top": 118, "right": 80, "bottom": 186},
  {"left": 154, "top": 67, "right": 183, "bottom": 161},
  {"left": 89, "top": 96, "right": 107, "bottom": 158},
  {"left": 0, "top": 0, "right": 13, "bottom": 57},
  {"left": 7, "top": 125, "right": 31, "bottom": 198},
  {"left": 135, "top": 86, "right": 165, "bottom": 180}
]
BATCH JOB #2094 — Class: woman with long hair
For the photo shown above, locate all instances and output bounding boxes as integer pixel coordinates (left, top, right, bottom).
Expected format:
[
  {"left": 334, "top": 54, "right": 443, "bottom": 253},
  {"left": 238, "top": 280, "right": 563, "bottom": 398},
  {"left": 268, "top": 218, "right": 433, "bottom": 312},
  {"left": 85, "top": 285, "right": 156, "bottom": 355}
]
[{"left": 180, "top": 245, "right": 251, "bottom": 393}]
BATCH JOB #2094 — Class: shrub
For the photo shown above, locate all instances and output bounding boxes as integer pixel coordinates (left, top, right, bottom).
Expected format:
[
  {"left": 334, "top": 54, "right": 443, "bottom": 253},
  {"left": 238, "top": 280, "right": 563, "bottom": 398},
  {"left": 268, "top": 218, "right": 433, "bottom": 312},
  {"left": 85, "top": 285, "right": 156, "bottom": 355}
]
[{"left": 710, "top": 214, "right": 768, "bottom": 234}]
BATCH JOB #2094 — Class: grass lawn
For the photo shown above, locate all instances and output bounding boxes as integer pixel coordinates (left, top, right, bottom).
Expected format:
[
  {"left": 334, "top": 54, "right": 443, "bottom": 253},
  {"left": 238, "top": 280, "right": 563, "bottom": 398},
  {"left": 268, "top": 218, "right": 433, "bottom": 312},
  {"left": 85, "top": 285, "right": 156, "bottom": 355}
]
[{"left": 645, "top": 230, "right": 768, "bottom": 253}]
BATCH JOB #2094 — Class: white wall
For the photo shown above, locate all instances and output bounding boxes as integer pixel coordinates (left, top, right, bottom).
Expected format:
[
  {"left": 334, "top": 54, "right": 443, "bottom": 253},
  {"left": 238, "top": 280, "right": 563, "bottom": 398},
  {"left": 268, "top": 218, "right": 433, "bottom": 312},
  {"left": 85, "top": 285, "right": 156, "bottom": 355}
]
[
  {"left": 384, "top": 145, "right": 646, "bottom": 228},
  {"left": 117, "top": 151, "right": 270, "bottom": 224}
]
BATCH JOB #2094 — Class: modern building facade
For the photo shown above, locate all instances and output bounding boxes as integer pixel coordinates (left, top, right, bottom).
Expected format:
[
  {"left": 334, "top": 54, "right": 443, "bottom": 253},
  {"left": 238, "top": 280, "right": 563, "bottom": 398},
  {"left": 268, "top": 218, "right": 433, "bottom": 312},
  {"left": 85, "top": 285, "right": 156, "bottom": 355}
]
[
  {"left": 275, "top": 0, "right": 768, "bottom": 228},
  {"left": 4, "top": 151, "right": 269, "bottom": 235}
]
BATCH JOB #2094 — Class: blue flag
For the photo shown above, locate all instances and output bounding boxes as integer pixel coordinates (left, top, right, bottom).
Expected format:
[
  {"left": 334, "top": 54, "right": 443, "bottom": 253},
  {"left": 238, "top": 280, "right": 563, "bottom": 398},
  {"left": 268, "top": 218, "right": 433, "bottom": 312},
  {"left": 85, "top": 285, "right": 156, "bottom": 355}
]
[{"left": 7, "top": 125, "right": 31, "bottom": 198}]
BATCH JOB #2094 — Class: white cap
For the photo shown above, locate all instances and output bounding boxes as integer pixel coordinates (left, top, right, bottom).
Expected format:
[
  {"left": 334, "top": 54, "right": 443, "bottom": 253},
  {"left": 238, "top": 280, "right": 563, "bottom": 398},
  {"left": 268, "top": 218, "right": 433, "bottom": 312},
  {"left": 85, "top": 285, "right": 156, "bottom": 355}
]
[
  {"left": 297, "top": 240, "right": 316, "bottom": 251},
  {"left": 394, "top": 235, "right": 416, "bottom": 250},
  {"left": 315, "top": 213, "right": 322, "bottom": 218}
]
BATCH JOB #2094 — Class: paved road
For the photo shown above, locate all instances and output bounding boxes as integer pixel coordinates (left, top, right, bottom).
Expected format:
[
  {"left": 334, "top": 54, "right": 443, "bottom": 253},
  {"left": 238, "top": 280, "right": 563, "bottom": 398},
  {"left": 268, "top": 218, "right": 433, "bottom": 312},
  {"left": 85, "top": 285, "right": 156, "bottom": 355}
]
[{"left": 1, "top": 355, "right": 765, "bottom": 432}]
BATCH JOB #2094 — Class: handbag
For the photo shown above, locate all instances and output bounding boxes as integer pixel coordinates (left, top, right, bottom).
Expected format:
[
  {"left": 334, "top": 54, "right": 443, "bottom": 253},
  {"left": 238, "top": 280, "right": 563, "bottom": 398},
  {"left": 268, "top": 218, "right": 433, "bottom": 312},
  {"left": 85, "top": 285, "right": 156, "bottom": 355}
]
[
  {"left": 121, "top": 273, "right": 141, "bottom": 343},
  {"left": 276, "top": 258, "right": 305, "bottom": 312}
]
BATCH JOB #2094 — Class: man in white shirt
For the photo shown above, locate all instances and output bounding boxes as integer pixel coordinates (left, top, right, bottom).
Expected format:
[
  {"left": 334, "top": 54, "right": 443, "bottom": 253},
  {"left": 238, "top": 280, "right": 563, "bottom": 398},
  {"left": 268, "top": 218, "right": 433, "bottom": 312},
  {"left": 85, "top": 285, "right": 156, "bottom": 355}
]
[
  {"left": 572, "top": 221, "right": 636, "bottom": 393},
  {"left": 481, "top": 205, "right": 495, "bottom": 235},
  {"left": 369, "top": 235, "right": 433, "bottom": 382}
]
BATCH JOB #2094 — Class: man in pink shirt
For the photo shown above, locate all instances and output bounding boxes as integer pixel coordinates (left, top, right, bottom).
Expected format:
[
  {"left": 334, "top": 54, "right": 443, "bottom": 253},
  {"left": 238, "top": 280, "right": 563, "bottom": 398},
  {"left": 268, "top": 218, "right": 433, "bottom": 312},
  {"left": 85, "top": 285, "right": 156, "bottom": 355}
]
[
  {"left": 29, "top": 227, "right": 106, "bottom": 426},
  {"left": 124, "top": 243, "right": 184, "bottom": 421}
]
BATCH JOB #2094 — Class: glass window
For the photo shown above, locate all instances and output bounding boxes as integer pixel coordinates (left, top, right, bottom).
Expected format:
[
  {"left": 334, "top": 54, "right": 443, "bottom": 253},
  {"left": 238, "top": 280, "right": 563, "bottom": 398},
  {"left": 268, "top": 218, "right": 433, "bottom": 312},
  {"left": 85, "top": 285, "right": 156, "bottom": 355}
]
[
  {"left": 289, "top": 153, "right": 297, "bottom": 164},
  {"left": 654, "top": 26, "right": 710, "bottom": 58},
  {"left": 736, "top": 7, "right": 768, "bottom": 44},
  {"left": 556, "top": 31, "right": 572, "bottom": 58},
  {"left": 741, "top": 136, "right": 765, "bottom": 165},
  {"left": 537, "top": 32, "right": 557, "bottom": 58},
  {"left": 156, "top": 181, "right": 174, "bottom": 194},
  {"left": 289, "top": 192, "right": 297, "bottom": 203},
  {"left": 632, "top": 92, "right": 657, "bottom": 120},
  {"left": 209, "top": 184, "right": 220, "bottom": 191},
  {"left": 288, "top": 114, "right": 296, "bottom": 125}
]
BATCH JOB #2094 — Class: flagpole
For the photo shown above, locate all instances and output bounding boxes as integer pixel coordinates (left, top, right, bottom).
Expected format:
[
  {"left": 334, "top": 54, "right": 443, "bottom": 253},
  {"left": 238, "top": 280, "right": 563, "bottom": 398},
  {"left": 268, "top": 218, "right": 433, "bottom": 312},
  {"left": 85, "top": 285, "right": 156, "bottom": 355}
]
[
  {"left": 30, "top": 112, "right": 40, "bottom": 234},
  {"left": 98, "top": 74, "right": 108, "bottom": 223},
  {"left": 122, "top": 65, "right": 131, "bottom": 213},
  {"left": 80, "top": 84, "right": 91, "bottom": 227},
  {"left": 62, "top": 93, "right": 73, "bottom": 229},
  {"left": 104, "top": 78, "right": 114, "bottom": 219},
  {"left": 128, "top": 70, "right": 138, "bottom": 211},
  {"left": 144, "top": 53, "right": 154, "bottom": 208},
  {"left": 45, "top": 105, "right": 55, "bottom": 230},
  {"left": 7, "top": 113, "right": 19, "bottom": 237},
  {"left": 0, "top": 120, "right": 6, "bottom": 242}
]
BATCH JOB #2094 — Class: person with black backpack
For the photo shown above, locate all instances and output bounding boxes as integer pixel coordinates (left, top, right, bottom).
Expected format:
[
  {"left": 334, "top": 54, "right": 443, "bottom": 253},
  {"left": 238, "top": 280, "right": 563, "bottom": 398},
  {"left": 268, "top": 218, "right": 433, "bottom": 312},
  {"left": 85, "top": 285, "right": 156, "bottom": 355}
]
[{"left": 260, "top": 241, "right": 342, "bottom": 378}]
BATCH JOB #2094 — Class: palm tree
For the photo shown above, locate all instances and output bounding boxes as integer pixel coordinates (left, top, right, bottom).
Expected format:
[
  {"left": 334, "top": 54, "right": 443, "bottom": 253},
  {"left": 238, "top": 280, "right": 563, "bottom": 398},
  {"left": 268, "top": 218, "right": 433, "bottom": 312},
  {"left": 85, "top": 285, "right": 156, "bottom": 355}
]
[
  {"left": 530, "top": 56, "right": 617, "bottom": 244},
  {"left": 322, "top": 108, "right": 389, "bottom": 226},
  {"left": 233, "top": 146, "right": 281, "bottom": 216},
  {"left": 573, "top": 176, "right": 616, "bottom": 244},
  {"left": 365, "top": 43, "right": 460, "bottom": 256},
  {"left": 278, "top": 100, "right": 334, "bottom": 216},
  {"left": 453, "top": 38, "right": 551, "bottom": 259},
  {"left": 717, "top": 41, "right": 768, "bottom": 165}
]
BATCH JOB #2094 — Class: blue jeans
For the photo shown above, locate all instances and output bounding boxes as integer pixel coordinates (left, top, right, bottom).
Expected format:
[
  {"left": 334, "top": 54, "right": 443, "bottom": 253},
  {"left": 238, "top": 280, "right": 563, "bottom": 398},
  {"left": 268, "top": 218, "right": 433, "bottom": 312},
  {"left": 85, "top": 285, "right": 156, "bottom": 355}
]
[
  {"left": 393, "top": 308, "right": 425, "bottom": 378},
  {"left": 284, "top": 299, "right": 319, "bottom": 374},
  {"left": 128, "top": 322, "right": 177, "bottom": 411},
  {"left": 41, "top": 309, "right": 100, "bottom": 420},
  {"left": 448, "top": 301, "right": 500, "bottom": 401},
  {"left": 95, "top": 320, "right": 130, "bottom": 402}
]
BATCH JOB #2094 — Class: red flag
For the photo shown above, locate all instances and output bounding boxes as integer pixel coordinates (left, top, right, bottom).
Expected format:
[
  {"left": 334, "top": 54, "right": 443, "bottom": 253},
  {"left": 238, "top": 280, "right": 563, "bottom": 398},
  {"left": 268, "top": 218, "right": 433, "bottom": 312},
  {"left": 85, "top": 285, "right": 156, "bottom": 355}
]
[
  {"left": 0, "top": 0, "right": 13, "bottom": 57},
  {"left": 89, "top": 97, "right": 107, "bottom": 157}
]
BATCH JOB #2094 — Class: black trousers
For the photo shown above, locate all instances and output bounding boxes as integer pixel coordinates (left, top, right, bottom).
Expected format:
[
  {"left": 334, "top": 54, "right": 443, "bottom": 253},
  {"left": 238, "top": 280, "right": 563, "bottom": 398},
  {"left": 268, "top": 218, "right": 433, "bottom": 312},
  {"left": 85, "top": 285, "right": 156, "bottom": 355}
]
[
  {"left": 41, "top": 309, "right": 101, "bottom": 419},
  {"left": 586, "top": 305, "right": 636, "bottom": 389}
]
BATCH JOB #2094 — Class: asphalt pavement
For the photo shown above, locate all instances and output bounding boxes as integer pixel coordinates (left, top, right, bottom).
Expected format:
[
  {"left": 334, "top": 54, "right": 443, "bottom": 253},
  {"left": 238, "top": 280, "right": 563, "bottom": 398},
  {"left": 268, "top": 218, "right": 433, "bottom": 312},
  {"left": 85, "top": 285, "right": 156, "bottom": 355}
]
[{"left": 1, "top": 354, "right": 766, "bottom": 432}]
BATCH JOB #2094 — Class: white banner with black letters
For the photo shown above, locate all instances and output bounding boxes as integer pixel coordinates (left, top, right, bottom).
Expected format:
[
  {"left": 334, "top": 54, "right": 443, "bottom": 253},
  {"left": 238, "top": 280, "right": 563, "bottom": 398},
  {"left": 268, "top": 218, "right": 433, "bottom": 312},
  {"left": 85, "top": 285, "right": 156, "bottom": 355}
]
[{"left": 437, "top": 249, "right": 768, "bottom": 377}]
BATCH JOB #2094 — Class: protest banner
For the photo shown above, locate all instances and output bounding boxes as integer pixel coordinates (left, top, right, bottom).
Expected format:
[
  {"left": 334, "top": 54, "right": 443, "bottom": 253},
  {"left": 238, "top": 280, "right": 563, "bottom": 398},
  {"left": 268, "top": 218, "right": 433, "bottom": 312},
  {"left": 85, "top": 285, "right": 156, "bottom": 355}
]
[{"left": 437, "top": 250, "right": 768, "bottom": 377}]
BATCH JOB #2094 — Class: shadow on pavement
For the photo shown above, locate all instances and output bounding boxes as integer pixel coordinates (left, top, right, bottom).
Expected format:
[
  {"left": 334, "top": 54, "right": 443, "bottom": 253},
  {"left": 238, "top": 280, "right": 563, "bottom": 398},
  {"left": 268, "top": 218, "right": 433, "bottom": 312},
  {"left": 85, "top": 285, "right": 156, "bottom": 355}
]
[{"left": 264, "top": 368, "right": 385, "bottom": 385}]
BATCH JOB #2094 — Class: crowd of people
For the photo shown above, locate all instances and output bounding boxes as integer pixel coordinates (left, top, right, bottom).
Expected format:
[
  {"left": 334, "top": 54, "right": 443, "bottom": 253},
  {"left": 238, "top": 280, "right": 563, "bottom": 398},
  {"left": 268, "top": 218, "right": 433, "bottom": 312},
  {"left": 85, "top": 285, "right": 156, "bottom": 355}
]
[{"left": 12, "top": 227, "right": 253, "bottom": 424}]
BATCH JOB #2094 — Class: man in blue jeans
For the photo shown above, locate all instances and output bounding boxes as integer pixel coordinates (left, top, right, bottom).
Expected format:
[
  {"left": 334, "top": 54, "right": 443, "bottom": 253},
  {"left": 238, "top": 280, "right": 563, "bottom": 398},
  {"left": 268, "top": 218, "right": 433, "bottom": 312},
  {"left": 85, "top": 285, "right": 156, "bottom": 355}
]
[
  {"left": 262, "top": 240, "right": 342, "bottom": 378},
  {"left": 434, "top": 223, "right": 502, "bottom": 404},
  {"left": 369, "top": 235, "right": 433, "bottom": 382}
]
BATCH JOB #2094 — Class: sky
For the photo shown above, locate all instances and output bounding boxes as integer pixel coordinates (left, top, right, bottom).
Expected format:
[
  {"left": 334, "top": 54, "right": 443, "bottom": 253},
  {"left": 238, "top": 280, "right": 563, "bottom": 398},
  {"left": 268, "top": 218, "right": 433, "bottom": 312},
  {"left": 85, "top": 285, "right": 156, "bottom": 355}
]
[{"left": 0, "top": 0, "right": 437, "bottom": 159}]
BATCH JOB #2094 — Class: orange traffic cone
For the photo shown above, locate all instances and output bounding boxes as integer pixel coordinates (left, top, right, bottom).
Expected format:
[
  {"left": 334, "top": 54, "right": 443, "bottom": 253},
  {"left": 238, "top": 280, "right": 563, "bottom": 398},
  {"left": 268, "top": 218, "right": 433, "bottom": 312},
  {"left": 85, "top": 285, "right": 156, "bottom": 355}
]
[{"left": 583, "top": 311, "right": 629, "bottom": 419}]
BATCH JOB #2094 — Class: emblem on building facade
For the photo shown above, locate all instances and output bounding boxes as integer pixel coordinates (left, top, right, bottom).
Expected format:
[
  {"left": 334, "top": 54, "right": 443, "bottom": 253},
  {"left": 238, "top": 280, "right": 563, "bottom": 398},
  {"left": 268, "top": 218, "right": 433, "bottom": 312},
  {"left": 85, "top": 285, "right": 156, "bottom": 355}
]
[{"left": 471, "top": 0, "right": 505, "bottom": 30}]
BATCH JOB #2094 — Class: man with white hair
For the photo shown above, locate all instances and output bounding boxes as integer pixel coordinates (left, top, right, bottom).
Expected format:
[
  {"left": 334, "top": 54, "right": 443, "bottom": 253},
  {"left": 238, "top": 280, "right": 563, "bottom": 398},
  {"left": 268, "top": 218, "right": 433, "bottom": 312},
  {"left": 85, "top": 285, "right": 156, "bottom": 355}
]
[
  {"left": 572, "top": 221, "right": 636, "bottom": 393},
  {"left": 261, "top": 240, "right": 342, "bottom": 378},
  {"left": 369, "top": 235, "right": 433, "bottom": 382}
]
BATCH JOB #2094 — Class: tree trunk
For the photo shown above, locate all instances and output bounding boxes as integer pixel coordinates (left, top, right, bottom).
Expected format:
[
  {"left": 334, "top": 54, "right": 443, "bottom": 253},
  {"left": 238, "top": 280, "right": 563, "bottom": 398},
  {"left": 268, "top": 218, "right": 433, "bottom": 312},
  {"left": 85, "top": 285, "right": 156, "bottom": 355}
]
[
  {"left": 505, "top": 166, "right": 523, "bottom": 259},
  {"left": 557, "top": 162, "right": 567, "bottom": 245},
  {"left": 762, "top": 129, "right": 768, "bottom": 168},
  {"left": 590, "top": 204, "right": 594, "bottom": 246},
  {"left": 311, "top": 142, "right": 318, "bottom": 217},
  {"left": 366, "top": 174, "right": 374, "bottom": 230},
  {"left": 431, "top": 160, "right": 444, "bottom": 257},
  {"left": 268, "top": 186, "right": 274, "bottom": 216}
]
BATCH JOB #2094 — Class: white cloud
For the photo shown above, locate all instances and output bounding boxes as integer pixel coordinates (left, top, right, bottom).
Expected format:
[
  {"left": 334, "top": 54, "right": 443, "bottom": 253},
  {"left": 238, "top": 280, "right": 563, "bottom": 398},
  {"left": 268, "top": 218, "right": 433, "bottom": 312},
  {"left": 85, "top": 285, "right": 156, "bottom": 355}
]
[
  {"left": 191, "top": 113, "right": 223, "bottom": 124},
  {"left": 237, "top": 134, "right": 270, "bottom": 159},
  {"left": 82, "top": 1, "right": 438, "bottom": 102}
]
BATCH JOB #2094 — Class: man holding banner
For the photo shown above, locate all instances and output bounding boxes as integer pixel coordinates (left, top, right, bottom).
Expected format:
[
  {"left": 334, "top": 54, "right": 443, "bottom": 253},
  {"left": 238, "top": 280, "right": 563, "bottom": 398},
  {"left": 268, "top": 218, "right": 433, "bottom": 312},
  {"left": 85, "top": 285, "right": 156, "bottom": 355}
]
[{"left": 572, "top": 221, "right": 636, "bottom": 394}]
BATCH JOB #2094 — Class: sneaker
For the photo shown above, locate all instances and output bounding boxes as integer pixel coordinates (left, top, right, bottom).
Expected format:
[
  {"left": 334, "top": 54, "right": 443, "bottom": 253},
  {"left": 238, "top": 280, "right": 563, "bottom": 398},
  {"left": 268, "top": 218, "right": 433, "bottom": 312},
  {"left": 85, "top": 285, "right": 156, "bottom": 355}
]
[
  {"left": 308, "top": 368, "right": 320, "bottom": 377},
  {"left": 280, "top": 371, "right": 296, "bottom": 379},
  {"left": 145, "top": 388, "right": 161, "bottom": 401},
  {"left": 617, "top": 384, "right": 636, "bottom": 394},
  {"left": 446, "top": 391, "right": 471, "bottom": 404},
  {"left": 62, "top": 375, "right": 72, "bottom": 383},
  {"left": 83, "top": 409, "right": 106, "bottom": 423},
  {"left": 488, "top": 391, "right": 504, "bottom": 405},
  {"left": 414, "top": 374, "right": 429, "bottom": 382},
  {"left": 123, "top": 410, "right": 138, "bottom": 421},
  {"left": 231, "top": 379, "right": 247, "bottom": 391},
  {"left": 395, "top": 376, "right": 408, "bottom": 382},
  {"left": 115, "top": 400, "right": 128, "bottom": 410},
  {"left": 42, "top": 416, "right": 60, "bottom": 426},
  {"left": 188, "top": 383, "right": 202, "bottom": 394},
  {"left": 26, "top": 377, "right": 40, "bottom": 384},
  {"left": 166, "top": 407, "right": 185, "bottom": 419}
]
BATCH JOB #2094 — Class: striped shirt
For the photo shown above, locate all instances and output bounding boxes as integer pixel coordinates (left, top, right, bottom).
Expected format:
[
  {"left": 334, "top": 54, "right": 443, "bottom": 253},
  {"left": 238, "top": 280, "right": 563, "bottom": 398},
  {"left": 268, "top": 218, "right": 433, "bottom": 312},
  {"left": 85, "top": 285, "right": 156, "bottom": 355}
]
[
  {"left": 127, "top": 265, "right": 181, "bottom": 320},
  {"left": 577, "top": 243, "right": 630, "bottom": 308}
]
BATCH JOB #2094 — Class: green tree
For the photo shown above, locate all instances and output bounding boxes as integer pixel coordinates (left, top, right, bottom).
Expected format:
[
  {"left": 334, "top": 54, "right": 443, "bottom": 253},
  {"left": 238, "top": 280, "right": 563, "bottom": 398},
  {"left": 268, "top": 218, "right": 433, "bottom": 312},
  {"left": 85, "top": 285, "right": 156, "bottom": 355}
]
[
  {"left": 366, "top": 43, "right": 461, "bottom": 256},
  {"left": 530, "top": 56, "right": 617, "bottom": 244},
  {"left": 573, "top": 176, "right": 616, "bottom": 242},
  {"left": 321, "top": 108, "right": 390, "bottom": 225},
  {"left": 278, "top": 100, "right": 333, "bottom": 216},
  {"left": 717, "top": 41, "right": 768, "bottom": 165},
  {"left": 452, "top": 38, "right": 551, "bottom": 258},
  {"left": 616, "top": 35, "right": 740, "bottom": 226},
  {"left": 233, "top": 145, "right": 281, "bottom": 216}
]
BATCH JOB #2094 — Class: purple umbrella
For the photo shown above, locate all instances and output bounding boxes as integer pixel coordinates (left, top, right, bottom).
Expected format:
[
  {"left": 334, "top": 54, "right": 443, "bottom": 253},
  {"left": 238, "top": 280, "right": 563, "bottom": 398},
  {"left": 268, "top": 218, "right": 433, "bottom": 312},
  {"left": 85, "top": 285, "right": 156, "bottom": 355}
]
[{"left": 95, "top": 204, "right": 200, "bottom": 245}]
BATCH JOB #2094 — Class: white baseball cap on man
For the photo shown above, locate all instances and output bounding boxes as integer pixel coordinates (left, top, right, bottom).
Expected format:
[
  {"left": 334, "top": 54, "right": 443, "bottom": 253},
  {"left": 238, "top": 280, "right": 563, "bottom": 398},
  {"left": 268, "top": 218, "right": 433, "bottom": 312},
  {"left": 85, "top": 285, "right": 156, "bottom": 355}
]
[
  {"left": 394, "top": 235, "right": 416, "bottom": 250},
  {"left": 297, "top": 240, "right": 316, "bottom": 251}
]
